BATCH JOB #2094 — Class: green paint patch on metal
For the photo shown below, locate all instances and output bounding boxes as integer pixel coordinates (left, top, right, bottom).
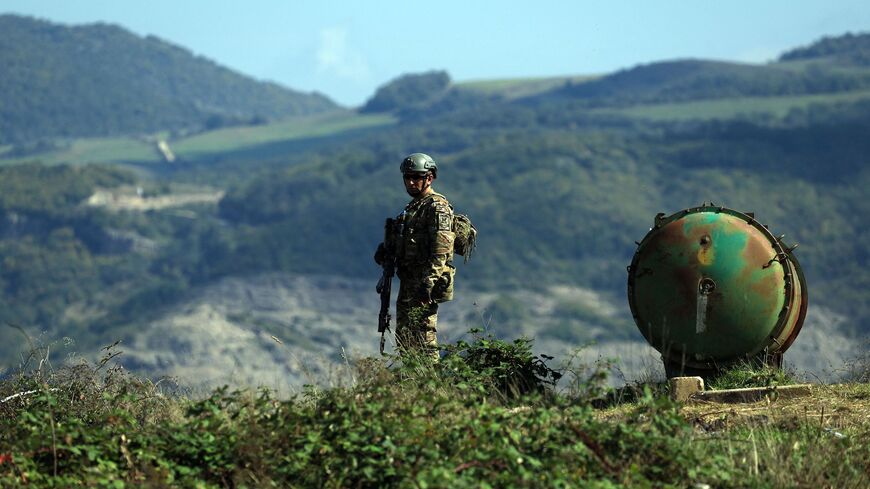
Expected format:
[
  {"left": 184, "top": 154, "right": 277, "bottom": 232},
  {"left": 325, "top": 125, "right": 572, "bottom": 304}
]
[{"left": 629, "top": 207, "right": 798, "bottom": 368}]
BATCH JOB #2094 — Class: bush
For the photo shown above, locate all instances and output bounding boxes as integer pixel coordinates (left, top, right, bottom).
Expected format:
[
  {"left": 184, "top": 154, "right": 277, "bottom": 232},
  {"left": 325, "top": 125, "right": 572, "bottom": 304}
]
[
  {"left": 4, "top": 336, "right": 867, "bottom": 487},
  {"left": 0, "top": 335, "right": 711, "bottom": 487},
  {"left": 437, "top": 329, "right": 562, "bottom": 399}
]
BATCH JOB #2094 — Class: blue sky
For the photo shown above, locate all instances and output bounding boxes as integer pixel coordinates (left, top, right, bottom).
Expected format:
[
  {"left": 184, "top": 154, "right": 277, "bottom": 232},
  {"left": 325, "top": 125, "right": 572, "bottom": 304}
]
[{"left": 3, "top": 1, "right": 869, "bottom": 106}]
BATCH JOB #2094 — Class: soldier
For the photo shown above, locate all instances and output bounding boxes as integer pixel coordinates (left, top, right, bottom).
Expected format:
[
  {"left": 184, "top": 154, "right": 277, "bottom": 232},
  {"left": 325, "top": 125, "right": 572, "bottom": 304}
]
[{"left": 375, "top": 153, "right": 456, "bottom": 360}]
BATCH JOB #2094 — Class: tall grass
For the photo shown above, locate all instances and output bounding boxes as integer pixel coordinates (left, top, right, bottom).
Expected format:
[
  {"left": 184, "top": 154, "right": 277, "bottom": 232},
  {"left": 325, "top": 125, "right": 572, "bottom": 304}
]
[{"left": 708, "top": 360, "right": 799, "bottom": 390}]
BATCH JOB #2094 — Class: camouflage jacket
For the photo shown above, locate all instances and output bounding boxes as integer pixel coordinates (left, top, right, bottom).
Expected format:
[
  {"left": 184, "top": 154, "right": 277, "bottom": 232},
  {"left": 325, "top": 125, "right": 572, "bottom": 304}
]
[{"left": 396, "top": 191, "right": 456, "bottom": 302}]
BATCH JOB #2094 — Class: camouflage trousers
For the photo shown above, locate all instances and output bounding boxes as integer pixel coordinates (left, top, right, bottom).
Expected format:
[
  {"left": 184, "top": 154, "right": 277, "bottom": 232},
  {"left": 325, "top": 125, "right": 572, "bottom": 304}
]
[{"left": 395, "top": 279, "right": 439, "bottom": 361}]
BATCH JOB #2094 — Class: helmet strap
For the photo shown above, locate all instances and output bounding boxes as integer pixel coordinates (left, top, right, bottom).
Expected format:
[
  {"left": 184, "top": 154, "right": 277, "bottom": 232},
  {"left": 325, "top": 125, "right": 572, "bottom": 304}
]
[{"left": 422, "top": 172, "right": 434, "bottom": 193}]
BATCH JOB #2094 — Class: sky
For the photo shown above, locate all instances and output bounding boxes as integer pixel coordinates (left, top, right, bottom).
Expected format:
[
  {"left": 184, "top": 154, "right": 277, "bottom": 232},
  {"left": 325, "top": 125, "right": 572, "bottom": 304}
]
[{"left": 3, "top": 1, "right": 869, "bottom": 107}]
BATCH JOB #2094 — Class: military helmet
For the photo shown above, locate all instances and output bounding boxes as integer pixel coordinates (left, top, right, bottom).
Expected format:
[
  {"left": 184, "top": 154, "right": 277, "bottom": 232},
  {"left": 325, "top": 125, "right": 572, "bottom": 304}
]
[{"left": 400, "top": 153, "right": 437, "bottom": 176}]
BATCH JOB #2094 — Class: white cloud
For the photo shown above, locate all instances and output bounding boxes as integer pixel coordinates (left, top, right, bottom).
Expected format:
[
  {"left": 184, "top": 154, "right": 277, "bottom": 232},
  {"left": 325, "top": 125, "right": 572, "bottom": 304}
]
[{"left": 316, "top": 27, "right": 372, "bottom": 82}]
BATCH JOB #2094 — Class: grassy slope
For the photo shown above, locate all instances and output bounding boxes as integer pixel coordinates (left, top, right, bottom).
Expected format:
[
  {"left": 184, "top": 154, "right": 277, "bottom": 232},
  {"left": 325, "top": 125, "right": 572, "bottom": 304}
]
[
  {"left": 594, "top": 88, "right": 870, "bottom": 121},
  {"left": 173, "top": 112, "right": 396, "bottom": 158},
  {"left": 456, "top": 74, "right": 602, "bottom": 99},
  {"left": 0, "top": 137, "right": 160, "bottom": 166},
  {"left": 3, "top": 81, "right": 866, "bottom": 168},
  {"left": 0, "top": 112, "right": 396, "bottom": 167},
  {"left": 0, "top": 90, "right": 861, "bottom": 171}
]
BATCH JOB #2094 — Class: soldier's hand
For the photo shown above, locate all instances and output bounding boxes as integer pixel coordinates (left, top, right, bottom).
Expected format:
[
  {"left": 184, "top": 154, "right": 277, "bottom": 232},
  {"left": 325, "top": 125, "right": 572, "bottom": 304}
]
[
  {"left": 374, "top": 243, "right": 386, "bottom": 265},
  {"left": 417, "top": 284, "right": 434, "bottom": 305}
]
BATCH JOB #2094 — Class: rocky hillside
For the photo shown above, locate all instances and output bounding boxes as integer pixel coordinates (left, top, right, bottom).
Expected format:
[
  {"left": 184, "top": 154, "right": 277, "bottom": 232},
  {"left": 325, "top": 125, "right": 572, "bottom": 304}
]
[{"left": 117, "top": 272, "right": 858, "bottom": 392}]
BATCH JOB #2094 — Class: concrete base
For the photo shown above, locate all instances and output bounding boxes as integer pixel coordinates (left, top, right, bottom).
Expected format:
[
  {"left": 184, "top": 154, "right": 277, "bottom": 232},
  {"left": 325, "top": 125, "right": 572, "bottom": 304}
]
[
  {"left": 689, "top": 384, "right": 814, "bottom": 403},
  {"left": 669, "top": 376, "right": 705, "bottom": 402}
]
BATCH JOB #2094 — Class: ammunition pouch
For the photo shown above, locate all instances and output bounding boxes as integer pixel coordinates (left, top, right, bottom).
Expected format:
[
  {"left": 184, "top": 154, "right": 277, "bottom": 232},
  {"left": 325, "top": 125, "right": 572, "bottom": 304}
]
[{"left": 431, "top": 263, "right": 455, "bottom": 303}]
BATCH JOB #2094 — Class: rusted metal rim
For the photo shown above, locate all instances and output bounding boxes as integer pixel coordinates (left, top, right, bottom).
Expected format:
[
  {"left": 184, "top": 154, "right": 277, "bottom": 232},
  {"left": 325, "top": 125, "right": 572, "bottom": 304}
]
[{"left": 778, "top": 252, "right": 808, "bottom": 352}]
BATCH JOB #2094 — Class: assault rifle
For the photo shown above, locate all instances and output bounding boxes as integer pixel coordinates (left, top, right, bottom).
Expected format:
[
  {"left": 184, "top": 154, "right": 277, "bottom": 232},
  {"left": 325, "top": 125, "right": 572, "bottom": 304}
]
[{"left": 376, "top": 217, "right": 397, "bottom": 355}]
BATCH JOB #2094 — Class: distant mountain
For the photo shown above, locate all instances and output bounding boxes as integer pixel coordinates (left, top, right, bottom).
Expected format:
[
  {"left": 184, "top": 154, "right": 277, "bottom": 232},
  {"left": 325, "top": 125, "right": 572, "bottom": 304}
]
[
  {"left": 360, "top": 33, "right": 870, "bottom": 118},
  {"left": 358, "top": 70, "right": 537, "bottom": 119},
  {"left": 0, "top": 15, "right": 339, "bottom": 144},
  {"left": 780, "top": 32, "right": 870, "bottom": 65},
  {"left": 360, "top": 70, "right": 451, "bottom": 113},
  {"left": 2, "top": 30, "right": 869, "bottom": 381},
  {"left": 531, "top": 33, "right": 870, "bottom": 107},
  {"left": 536, "top": 57, "right": 870, "bottom": 106}
]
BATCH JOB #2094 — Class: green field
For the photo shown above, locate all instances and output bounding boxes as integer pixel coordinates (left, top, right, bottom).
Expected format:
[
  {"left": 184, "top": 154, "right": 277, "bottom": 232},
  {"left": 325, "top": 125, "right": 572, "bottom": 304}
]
[
  {"left": 597, "top": 89, "right": 870, "bottom": 121},
  {"left": 0, "top": 137, "right": 161, "bottom": 166},
  {"left": 0, "top": 112, "right": 396, "bottom": 167},
  {"left": 456, "top": 74, "right": 601, "bottom": 99},
  {"left": 3, "top": 83, "right": 869, "bottom": 169},
  {"left": 172, "top": 112, "right": 396, "bottom": 158}
]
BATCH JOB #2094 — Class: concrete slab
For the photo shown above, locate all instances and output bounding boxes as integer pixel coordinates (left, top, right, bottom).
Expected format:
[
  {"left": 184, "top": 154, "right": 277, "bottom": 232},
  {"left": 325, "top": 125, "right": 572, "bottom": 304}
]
[
  {"left": 689, "top": 384, "right": 814, "bottom": 404},
  {"left": 669, "top": 376, "right": 705, "bottom": 402}
]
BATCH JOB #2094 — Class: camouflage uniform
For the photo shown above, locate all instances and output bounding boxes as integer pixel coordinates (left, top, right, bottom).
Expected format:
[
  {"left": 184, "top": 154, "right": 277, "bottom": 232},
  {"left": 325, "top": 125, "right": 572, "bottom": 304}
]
[{"left": 394, "top": 191, "right": 455, "bottom": 358}]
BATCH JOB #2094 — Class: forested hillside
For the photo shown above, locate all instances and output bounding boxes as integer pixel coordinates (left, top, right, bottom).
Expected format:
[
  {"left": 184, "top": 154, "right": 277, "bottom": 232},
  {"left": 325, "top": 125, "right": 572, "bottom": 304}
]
[
  {"left": 358, "top": 33, "right": 870, "bottom": 118},
  {"left": 540, "top": 57, "right": 870, "bottom": 105},
  {"left": 0, "top": 30, "right": 868, "bottom": 380},
  {"left": 780, "top": 31, "right": 870, "bottom": 64},
  {"left": 0, "top": 14, "right": 338, "bottom": 145},
  {"left": 217, "top": 99, "right": 870, "bottom": 317},
  {"left": 360, "top": 70, "right": 451, "bottom": 113}
]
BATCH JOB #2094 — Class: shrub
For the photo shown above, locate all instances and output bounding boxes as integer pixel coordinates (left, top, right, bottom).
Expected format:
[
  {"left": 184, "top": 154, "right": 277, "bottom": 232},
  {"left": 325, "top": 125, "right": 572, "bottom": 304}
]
[
  {"left": 437, "top": 329, "right": 562, "bottom": 400},
  {"left": 6, "top": 335, "right": 867, "bottom": 487}
]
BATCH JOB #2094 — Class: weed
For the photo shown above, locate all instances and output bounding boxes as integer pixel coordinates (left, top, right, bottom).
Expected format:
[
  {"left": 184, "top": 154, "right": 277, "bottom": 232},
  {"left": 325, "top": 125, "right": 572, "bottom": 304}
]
[
  {"left": 843, "top": 338, "right": 870, "bottom": 383},
  {"left": 709, "top": 361, "right": 798, "bottom": 390}
]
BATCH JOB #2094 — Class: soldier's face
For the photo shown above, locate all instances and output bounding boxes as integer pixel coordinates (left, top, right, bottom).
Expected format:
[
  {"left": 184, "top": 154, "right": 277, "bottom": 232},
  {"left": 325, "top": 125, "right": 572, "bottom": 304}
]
[{"left": 403, "top": 172, "right": 432, "bottom": 196}]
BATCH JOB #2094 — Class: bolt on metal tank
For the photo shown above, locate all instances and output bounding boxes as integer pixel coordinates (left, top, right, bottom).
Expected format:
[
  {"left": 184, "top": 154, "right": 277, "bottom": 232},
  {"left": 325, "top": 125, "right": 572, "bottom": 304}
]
[{"left": 627, "top": 204, "right": 808, "bottom": 377}]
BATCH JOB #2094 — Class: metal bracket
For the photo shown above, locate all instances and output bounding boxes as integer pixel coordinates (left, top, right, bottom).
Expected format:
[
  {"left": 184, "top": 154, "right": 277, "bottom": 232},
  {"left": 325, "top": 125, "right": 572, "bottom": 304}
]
[{"left": 762, "top": 253, "right": 789, "bottom": 269}]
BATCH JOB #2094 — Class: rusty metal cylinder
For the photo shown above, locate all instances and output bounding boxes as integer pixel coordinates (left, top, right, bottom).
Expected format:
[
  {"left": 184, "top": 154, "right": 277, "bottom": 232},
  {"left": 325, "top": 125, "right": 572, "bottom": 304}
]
[{"left": 627, "top": 205, "right": 807, "bottom": 373}]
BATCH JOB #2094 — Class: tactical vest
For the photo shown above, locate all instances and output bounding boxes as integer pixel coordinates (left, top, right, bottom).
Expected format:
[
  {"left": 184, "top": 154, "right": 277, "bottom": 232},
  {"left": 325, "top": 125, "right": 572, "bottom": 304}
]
[{"left": 395, "top": 192, "right": 455, "bottom": 302}]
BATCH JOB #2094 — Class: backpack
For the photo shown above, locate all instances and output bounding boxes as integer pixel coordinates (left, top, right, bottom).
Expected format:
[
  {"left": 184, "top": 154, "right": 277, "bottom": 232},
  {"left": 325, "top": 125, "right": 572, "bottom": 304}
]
[
  {"left": 417, "top": 193, "right": 477, "bottom": 262},
  {"left": 452, "top": 213, "right": 477, "bottom": 262}
]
